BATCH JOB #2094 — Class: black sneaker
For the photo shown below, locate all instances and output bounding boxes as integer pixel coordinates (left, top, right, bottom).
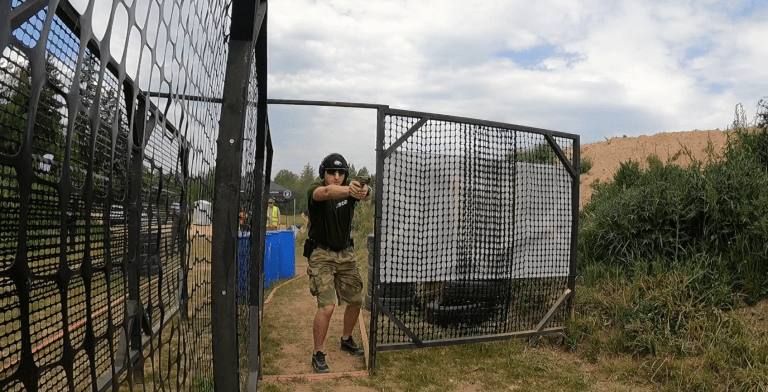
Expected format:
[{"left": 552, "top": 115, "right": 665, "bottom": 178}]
[
  {"left": 312, "top": 351, "right": 330, "bottom": 373},
  {"left": 340, "top": 336, "right": 365, "bottom": 356}
]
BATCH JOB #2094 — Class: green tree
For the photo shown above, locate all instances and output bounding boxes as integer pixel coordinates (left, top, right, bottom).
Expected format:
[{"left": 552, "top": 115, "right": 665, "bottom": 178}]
[
  {"left": 273, "top": 169, "right": 299, "bottom": 190},
  {"left": 0, "top": 49, "right": 67, "bottom": 169},
  {"left": 188, "top": 168, "right": 215, "bottom": 205},
  {"left": 273, "top": 169, "right": 300, "bottom": 214},
  {"left": 517, "top": 143, "right": 558, "bottom": 164},
  {"left": 71, "top": 49, "right": 115, "bottom": 189},
  {"left": 757, "top": 99, "right": 768, "bottom": 131},
  {"left": 293, "top": 163, "right": 316, "bottom": 215},
  {"left": 299, "top": 163, "right": 315, "bottom": 185}
]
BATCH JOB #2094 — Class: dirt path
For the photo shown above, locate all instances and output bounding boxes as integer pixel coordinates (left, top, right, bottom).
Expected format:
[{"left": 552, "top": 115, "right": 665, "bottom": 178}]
[{"left": 261, "top": 256, "right": 368, "bottom": 376}]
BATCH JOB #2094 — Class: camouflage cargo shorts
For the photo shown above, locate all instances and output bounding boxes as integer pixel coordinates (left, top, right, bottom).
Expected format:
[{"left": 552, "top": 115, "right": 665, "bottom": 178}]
[{"left": 306, "top": 247, "right": 363, "bottom": 308}]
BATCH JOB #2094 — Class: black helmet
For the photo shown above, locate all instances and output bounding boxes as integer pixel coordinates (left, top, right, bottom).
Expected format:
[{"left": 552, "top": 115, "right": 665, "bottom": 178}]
[{"left": 318, "top": 153, "right": 349, "bottom": 178}]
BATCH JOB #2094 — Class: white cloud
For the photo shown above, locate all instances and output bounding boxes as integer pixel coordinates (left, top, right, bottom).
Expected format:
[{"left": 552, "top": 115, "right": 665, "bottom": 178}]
[
  {"left": 70, "top": 0, "right": 767, "bottom": 177},
  {"left": 267, "top": 0, "right": 768, "bottom": 176}
]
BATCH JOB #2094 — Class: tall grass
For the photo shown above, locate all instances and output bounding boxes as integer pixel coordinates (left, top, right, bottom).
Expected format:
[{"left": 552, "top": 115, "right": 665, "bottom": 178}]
[
  {"left": 571, "top": 101, "right": 768, "bottom": 391},
  {"left": 580, "top": 112, "right": 768, "bottom": 303},
  {"left": 352, "top": 196, "right": 375, "bottom": 249}
]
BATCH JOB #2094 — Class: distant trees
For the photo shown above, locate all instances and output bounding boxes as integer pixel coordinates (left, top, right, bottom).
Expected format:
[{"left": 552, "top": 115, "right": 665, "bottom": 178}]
[
  {"left": 272, "top": 162, "right": 372, "bottom": 215},
  {"left": 188, "top": 168, "right": 215, "bottom": 205},
  {"left": 273, "top": 169, "right": 299, "bottom": 191},
  {"left": 0, "top": 45, "right": 130, "bottom": 197},
  {"left": 516, "top": 143, "right": 558, "bottom": 164},
  {"left": 0, "top": 48, "right": 67, "bottom": 166}
]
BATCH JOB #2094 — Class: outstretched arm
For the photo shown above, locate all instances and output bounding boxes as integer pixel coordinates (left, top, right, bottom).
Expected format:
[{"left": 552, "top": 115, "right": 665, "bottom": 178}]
[
  {"left": 312, "top": 181, "right": 370, "bottom": 201},
  {"left": 313, "top": 184, "right": 352, "bottom": 201}
]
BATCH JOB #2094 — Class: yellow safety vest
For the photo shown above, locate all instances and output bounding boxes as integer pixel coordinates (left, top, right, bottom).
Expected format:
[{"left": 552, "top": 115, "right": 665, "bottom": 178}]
[{"left": 267, "top": 206, "right": 279, "bottom": 226}]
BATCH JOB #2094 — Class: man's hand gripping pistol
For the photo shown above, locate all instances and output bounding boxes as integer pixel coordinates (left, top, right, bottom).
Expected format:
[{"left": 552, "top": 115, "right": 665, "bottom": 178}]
[{"left": 351, "top": 175, "right": 371, "bottom": 199}]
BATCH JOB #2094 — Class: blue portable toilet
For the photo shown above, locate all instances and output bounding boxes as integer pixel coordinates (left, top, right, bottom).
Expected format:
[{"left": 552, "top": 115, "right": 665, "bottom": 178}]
[
  {"left": 264, "top": 231, "right": 280, "bottom": 288},
  {"left": 276, "top": 230, "right": 296, "bottom": 280},
  {"left": 239, "top": 230, "right": 296, "bottom": 296},
  {"left": 264, "top": 230, "right": 296, "bottom": 287}
]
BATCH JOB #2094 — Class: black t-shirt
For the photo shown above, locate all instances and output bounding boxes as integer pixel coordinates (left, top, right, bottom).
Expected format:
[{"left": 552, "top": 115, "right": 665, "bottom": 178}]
[{"left": 307, "top": 178, "right": 357, "bottom": 251}]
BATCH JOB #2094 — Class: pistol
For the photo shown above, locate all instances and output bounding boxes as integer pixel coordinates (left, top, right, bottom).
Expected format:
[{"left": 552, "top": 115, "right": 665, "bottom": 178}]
[{"left": 354, "top": 175, "right": 371, "bottom": 186}]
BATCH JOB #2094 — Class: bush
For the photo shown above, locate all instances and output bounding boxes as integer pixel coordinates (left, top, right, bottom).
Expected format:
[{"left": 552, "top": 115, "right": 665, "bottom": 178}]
[
  {"left": 580, "top": 128, "right": 768, "bottom": 303},
  {"left": 568, "top": 100, "right": 768, "bottom": 391},
  {"left": 352, "top": 197, "right": 374, "bottom": 245},
  {"left": 518, "top": 143, "right": 559, "bottom": 164},
  {"left": 580, "top": 156, "right": 593, "bottom": 174},
  {"left": 580, "top": 155, "right": 708, "bottom": 264}
]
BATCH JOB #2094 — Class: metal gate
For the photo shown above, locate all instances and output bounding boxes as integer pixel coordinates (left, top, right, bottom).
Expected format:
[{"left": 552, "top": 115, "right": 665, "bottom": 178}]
[{"left": 368, "top": 107, "right": 580, "bottom": 370}]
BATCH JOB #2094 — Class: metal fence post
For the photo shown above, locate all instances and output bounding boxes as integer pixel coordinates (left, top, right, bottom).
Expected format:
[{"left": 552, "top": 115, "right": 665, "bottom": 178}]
[
  {"left": 125, "top": 94, "right": 154, "bottom": 381},
  {"left": 569, "top": 136, "right": 580, "bottom": 317},
  {"left": 369, "top": 106, "right": 387, "bottom": 373},
  {"left": 212, "top": 0, "right": 262, "bottom": 390},
  {"left": 246, "top": 2, "right": 269, "bottom": 390}
]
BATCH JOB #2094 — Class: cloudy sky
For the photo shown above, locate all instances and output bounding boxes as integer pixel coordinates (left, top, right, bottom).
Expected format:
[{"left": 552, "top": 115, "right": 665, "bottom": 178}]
[{"left": 266, "top": 0, "right": 768, "bottom": 176}]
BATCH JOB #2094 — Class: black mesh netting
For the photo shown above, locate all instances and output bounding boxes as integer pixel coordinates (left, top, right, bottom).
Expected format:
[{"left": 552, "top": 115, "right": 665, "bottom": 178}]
[
  {"left": 373, "top": 112, "right": 577, "bottom": 346},
  {"left": 0, "top": 0, "right": 263, "bottom": 390},
  {"left": 234, "top": 55, "right": 263, "bottom": 389}
]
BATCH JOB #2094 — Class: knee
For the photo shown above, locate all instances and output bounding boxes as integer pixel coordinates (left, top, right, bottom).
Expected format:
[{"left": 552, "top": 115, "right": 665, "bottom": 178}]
[{"left": 318, "top": 305, "right": 335, "bottom": 317}]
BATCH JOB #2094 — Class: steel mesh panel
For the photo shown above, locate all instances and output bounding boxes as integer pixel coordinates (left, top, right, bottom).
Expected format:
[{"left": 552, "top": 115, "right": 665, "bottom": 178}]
[
  {"left": 0, "top": 0, "right": 244, "bottom": 390},
  {"left": 67, "top": 275, "right": 87, "bottom": 349},
  {"left": 374, "top": 111, "right": 577, "bottom": 347},
  {"left": 73, "top": 350, "right": 90, "bottom": 389},
  {"left": 0, "top": 165, "right": 20, "bottom": 270},
  {"left": 38, "top": 366, "right": 66, "bottom": 390},
  {"left": 234, "top": 58, "right": 262, "bottom": 390}
]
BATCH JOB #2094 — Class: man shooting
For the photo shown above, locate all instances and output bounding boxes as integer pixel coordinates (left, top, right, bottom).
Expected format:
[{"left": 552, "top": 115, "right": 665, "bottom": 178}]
[{"left": 305, "top": 153, "right": 372, "bottom": 373}]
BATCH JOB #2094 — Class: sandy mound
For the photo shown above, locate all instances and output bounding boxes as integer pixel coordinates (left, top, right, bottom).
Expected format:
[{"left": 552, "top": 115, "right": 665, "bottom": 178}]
[{"left": 579, "top": 130, "right": 729, "bottom": 207}]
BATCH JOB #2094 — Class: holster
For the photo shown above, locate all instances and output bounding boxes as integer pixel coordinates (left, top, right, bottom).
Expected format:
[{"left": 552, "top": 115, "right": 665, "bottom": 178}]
[{"left": 303, "top": 239, "right": 316, "bottom": 259}]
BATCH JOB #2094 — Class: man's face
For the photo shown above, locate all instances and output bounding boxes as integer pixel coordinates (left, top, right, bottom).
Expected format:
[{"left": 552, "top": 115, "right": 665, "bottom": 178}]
[
  {"left": 324, "top": 169, "right": 346, "bottom": 186},
  {"left": 268, "top": 201, "right": 274, "bottom": 208}
]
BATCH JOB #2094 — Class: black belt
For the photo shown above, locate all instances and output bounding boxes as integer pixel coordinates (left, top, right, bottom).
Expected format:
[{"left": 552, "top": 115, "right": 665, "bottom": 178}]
[
  {"left": 311, "top": 238, "right": 353, "bottom": 253},
  {"left": 315, "top": 242, "right": 344, "bottom": 252}
]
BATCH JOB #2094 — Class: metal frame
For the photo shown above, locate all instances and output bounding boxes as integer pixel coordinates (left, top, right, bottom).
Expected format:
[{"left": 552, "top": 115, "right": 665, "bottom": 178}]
[
  {"left": 368, "top": 107, "right": 580, "bottom": 371},
  {"left": 246, "top": 4, "right": 270, "bottom": 390},
  {"left": 264, "top": 101, "right": 580, "bottom": 374},
  {"left": 211, "top": 1, "right": 268, "bottom": 390}
]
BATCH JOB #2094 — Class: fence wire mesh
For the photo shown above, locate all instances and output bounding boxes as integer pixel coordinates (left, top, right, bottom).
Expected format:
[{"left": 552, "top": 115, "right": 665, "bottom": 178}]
[
  {"left": 0, "top": 0, "right": 264, "bottom": 390},
  {"left": 373, "top": 110, "right": 578, "bottom": 349},
  {"left": 234, "top": 56, "right": 263, "bottom": 391}
]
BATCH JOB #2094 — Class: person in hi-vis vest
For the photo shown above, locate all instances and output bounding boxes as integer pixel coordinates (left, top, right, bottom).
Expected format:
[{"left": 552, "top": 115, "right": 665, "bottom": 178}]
[{"left": 266, "top": 197, "right": 280, "bottom": 230}]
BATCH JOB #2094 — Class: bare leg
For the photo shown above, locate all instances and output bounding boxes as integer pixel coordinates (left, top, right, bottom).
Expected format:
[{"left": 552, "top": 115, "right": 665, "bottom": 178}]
[
  {"left": 313, "top": 305, "right": 335, "bottom": 352},
  {"left": 341, "top": 305, "right": 360, "bottom": 339}
]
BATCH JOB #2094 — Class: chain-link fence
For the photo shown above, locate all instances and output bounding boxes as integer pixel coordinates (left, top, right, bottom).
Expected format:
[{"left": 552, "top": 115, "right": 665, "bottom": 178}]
[
  {"left": 369, "top": 108, "right": 579, "bottom": 369},
  {"left": 0, "top": 0, "right": 268, "bottom": 390}
]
